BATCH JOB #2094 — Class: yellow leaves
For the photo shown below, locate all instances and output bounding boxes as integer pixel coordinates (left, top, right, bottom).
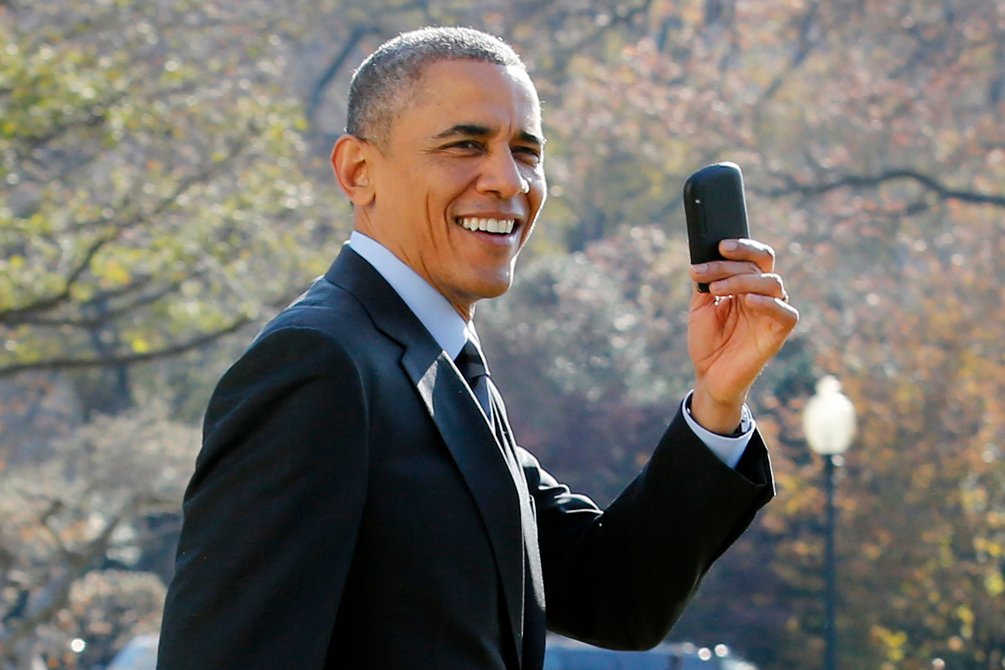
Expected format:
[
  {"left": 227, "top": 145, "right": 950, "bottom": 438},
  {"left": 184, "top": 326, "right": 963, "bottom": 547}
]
[
  {"left": 974, "top": 535, "right": 1003, "bottom": 559},
  {"left": 871, "top": 625, "right": 908, "bottom": 662},
  {"left": 960, "top": 480, "right": 989, "bottom": 516},
  {"left": 956, "top": 603, "right": 975, "bottom": 626},
  {"left": 94, "top": 258, "right": 131, "bottom": 286},
  {"left": 956, "top": 604, "right": 976, "bottom": 640},
  {"left": 984, "top": 572, "right": 1005, "bottom": 598}
]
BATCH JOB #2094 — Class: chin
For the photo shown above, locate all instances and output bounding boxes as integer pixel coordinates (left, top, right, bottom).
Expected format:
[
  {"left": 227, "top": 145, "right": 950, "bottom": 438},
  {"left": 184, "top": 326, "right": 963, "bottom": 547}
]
[{"left": 472, "top": 275, "right": 514, "bottom": 301}]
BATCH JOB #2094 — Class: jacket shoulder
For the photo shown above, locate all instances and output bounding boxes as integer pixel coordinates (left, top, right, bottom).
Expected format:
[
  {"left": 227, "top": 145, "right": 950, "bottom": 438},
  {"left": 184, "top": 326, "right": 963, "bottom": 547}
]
[{"left": 257, "top": 275, "right": 372, "bottom": 344}]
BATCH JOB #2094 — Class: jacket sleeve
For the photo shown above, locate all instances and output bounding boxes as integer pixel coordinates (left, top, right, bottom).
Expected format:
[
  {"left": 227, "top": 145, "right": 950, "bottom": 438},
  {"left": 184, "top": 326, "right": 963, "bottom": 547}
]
[
  {"left": 524, "top": 406, "right": 773, "bottom": 650},
  {"left": 157, "top": 327, "right": 369, "bottom": 670}
]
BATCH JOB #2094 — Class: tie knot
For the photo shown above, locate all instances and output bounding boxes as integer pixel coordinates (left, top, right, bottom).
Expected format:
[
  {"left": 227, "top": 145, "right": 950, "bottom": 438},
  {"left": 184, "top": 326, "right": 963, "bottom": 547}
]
[
  {"left": 455, "top": 340, "right": 489, "bottom": 381},
  {"left": 455, "top": 340, "right": 492, "bottom": 420}
]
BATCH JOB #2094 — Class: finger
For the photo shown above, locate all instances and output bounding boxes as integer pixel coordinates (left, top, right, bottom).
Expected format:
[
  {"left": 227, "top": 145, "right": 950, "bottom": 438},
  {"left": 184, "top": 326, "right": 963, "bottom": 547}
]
[
  {"left": 690, "top": 259, "right": 762, "bottom": 285},
  {"left": 718, "top": 238, "right": 776, "bottom": 273},
  {"left": 708, "top": 272, "right": 787, "bottom": 300},
  {"left": 744, "top": 292, "right": 800, "bottom": 327}
]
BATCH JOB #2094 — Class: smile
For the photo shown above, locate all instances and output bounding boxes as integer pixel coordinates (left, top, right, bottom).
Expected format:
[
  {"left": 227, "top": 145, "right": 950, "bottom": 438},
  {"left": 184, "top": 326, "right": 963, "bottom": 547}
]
[{"left": 457, "top": 217, "right": 517, "bottom": 235}]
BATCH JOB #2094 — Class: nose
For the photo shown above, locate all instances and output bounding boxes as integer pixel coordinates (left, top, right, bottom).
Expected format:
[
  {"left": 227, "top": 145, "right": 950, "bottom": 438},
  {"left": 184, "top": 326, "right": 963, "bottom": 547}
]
[{"left": 477, "top": 149, "right": 530, "bottom": 199}]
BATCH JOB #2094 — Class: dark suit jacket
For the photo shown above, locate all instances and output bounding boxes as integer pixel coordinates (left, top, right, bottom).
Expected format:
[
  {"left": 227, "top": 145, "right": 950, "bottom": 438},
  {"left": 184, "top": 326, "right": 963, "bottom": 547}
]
[{"left": 157, "top": 246, "right": 774, "bottom": 670}]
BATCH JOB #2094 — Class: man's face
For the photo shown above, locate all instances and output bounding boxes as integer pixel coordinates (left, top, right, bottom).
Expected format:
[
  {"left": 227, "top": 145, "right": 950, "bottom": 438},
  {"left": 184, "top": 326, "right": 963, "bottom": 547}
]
[{"left": 360, "top": 59, "right": 547, "bottom": 319}]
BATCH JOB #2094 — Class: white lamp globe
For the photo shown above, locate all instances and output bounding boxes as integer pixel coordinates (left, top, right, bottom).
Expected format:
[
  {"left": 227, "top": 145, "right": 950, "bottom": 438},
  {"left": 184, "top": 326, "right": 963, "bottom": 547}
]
[{"left": 803, "top": 376, "right": 856, "bottom": 456}]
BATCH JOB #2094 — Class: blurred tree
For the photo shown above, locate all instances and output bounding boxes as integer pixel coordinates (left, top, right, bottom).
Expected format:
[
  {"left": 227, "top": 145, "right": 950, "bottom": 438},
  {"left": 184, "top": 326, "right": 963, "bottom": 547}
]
[
  {"left": 0, "top": 401, "right": 198, "bottom": 670},
  {"left": 483, "top": 0, "right": 1005, "bottom": 667},
  {"left": 480, "top": 224, "right": 819, "bottom": 663},
  {"left": 3, "top": 0, "right": 1004, "bottom": 667},
  {"left": 0, "top": 1, "right": 336, "bottom": 666},
  {"left": 0, "top": 0, "right": 337, "bottom": 415},
  {"left": 481, "top": 225, "right": 695, "bottom": 501}
]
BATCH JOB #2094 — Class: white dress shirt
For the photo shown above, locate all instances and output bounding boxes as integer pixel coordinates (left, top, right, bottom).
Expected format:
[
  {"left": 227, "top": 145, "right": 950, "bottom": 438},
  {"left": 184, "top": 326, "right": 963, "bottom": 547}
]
[{"left": 348, "top": 231, "right": 753, "bottom": 468}]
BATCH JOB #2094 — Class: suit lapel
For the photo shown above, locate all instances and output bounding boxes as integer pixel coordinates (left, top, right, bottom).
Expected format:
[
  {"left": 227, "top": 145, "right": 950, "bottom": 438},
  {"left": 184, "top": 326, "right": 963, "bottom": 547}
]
[
  {"left": 491, "top": 381, "right": 546, "bottom": 667},
  {"left": 410, "top": 354, "right": 527, "bottom": 659},
  {"left": 491, "top": 384, "right": 541, "bottom": 601},
  {"left": 325, "top": 247, "right": 528, "bottom": 664}
]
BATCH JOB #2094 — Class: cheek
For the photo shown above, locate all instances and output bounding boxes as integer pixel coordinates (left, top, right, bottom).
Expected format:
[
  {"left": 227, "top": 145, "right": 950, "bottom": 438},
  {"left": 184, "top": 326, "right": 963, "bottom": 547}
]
[
  {"left": 530, "top": 177, "right": 547, "bottom": 215},
  {"left": 434, "top": 159, "right": 480, "bottom": 189}
]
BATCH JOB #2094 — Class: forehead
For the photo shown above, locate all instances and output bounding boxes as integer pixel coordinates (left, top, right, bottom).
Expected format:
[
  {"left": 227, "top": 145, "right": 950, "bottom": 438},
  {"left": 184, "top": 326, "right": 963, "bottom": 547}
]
[{"left": 393, "top": 59, "right": 542, "bottom": 139}]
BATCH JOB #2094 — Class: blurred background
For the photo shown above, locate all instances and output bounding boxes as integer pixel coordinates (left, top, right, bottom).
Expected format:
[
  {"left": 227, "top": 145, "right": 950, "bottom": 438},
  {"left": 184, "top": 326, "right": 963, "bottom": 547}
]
[{"left": 1, "top": 0, "right": 1002, "bottom": 668}]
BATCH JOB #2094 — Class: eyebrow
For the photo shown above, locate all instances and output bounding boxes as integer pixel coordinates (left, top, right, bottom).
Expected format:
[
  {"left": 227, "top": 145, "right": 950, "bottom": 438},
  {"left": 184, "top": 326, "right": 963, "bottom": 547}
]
[{"left": 433, "top": 123, "right": 546, "bottom": 147}]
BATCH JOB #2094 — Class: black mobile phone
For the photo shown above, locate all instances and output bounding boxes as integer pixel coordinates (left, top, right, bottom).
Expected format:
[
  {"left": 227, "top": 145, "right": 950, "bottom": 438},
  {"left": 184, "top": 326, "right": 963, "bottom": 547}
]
[{"left": 683, "top": 162, "right": 751, "bottom": 292}]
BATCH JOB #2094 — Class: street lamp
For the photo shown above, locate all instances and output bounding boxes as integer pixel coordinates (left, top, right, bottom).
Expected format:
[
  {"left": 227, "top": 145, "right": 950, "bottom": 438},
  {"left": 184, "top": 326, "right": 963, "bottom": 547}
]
[{"left": 803, "top": 376, "right": 856, "bottom": 670}]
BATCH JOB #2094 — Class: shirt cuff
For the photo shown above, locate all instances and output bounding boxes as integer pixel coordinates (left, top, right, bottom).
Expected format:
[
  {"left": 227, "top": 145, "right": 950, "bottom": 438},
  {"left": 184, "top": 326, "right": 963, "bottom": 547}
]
[{"left": 681, "top": 390, "right": 755, "bottom": 469}]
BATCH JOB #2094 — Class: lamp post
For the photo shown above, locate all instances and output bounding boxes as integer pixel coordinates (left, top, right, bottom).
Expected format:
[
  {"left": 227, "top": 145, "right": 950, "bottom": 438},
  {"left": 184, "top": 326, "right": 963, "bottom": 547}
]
[{"left": 803, "top": 376, "right": 856, "bottom": 670}]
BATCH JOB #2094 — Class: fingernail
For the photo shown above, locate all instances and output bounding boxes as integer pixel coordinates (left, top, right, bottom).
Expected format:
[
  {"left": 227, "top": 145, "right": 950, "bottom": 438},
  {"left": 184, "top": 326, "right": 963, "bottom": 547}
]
[
  {"left": 692, "top": 263, "right": 708, "bottom": 274},
  {"left": 721, "top": 240, "right": 738, "bottom": 251}
]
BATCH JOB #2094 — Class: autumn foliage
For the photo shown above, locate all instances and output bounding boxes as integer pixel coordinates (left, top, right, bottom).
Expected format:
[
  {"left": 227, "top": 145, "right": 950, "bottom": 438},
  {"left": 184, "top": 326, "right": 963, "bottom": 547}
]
[{"left": 2, "top": 1, "right": 1003, "bottom": 668}]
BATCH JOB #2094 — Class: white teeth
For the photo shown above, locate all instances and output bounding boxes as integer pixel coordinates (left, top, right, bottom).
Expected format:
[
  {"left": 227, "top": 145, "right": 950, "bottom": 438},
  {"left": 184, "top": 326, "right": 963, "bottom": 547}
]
[{"left": 458, "top": 217, "right": 515, "bottom": 234}]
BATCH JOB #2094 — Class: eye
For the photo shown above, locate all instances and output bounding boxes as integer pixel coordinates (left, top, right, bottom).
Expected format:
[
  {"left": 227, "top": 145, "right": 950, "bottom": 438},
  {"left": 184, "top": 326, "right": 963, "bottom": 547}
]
[
  {"left": 445, "top": 140, "right": 484, "bottom": 153},
  {"left": 513, "top": 145, "right": 542, "bottom": 165}
]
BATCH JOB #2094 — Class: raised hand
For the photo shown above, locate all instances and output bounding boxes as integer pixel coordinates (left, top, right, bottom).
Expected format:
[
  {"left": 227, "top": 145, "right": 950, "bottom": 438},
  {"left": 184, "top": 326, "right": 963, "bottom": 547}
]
[{"left": 687, "top": 238, "right": 799, "bottom": 435}]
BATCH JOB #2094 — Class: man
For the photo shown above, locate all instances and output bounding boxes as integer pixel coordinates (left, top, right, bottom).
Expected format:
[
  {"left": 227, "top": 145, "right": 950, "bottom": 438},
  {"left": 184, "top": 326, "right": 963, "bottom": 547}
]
[{"left": 157, "top": 26, "right": 798, "bottom": 669}]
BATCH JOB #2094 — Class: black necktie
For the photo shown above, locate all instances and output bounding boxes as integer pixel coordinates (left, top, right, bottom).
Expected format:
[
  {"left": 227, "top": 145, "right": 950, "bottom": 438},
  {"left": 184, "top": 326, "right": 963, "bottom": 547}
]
[{"left": 455, "top": 340, "right": 493, "bottom": 422}]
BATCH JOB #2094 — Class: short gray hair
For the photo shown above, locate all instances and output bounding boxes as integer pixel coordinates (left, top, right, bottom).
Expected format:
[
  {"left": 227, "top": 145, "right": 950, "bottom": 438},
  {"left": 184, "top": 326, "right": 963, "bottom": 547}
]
[{"left": 346, "top": 26, "right": 526, "bottom": 146}]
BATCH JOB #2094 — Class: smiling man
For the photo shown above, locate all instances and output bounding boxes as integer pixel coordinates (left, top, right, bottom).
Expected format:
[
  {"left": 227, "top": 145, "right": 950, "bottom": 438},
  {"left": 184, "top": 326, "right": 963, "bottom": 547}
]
[
  {"left": 338, "top": 56, "right": 547, "bottom": 317},
  {"left": 157, "top": 27, "right": 798, "bottom": 670}
]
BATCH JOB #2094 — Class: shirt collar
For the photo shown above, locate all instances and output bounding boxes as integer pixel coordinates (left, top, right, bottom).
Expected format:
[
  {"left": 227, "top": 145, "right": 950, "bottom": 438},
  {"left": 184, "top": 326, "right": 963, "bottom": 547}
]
[{"left": 348, "top": 231, "right": 470, "bottom": 359}]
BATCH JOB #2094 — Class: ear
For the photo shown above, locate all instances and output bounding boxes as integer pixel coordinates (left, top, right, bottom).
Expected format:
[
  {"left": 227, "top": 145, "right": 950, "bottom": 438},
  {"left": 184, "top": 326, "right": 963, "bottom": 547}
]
[{"left": 331, "top": 134, "right": 376, "bottom": 207}]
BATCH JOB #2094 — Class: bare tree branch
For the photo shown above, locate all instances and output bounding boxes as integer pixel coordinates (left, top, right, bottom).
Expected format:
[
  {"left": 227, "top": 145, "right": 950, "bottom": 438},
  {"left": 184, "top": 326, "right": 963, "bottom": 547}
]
[
  {"left": 761, "top": 168, "right": 1005, "bottom": 208},
  {"left": 37, "top": 501, "right": 71, "bottom": 559},
  {"left": 0, "top": 231, "right": 119, "bottom": 324},
  {"left": 14, "top": 101, "right": 115, "bottom": 158},
  {"left": 307, "top": 24, "right": 380, "bottom": 128},
  {"left": 0, "top": 134, "right": 252, "bottom": 324},
  {"left": 6, "top": 277, "right": 174, "bottom": 329},
  {"left": 0, "top": 317, "right": 252, "bottom": 378},
  {"left": 534, "top": 0, "right": 654, "bottom": 78},
  {"left": 0, "top": 513, "right": 123, "bottom": 659},
  {"left": 759, "top": 0, "right": 820, "bottom": 102}
]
